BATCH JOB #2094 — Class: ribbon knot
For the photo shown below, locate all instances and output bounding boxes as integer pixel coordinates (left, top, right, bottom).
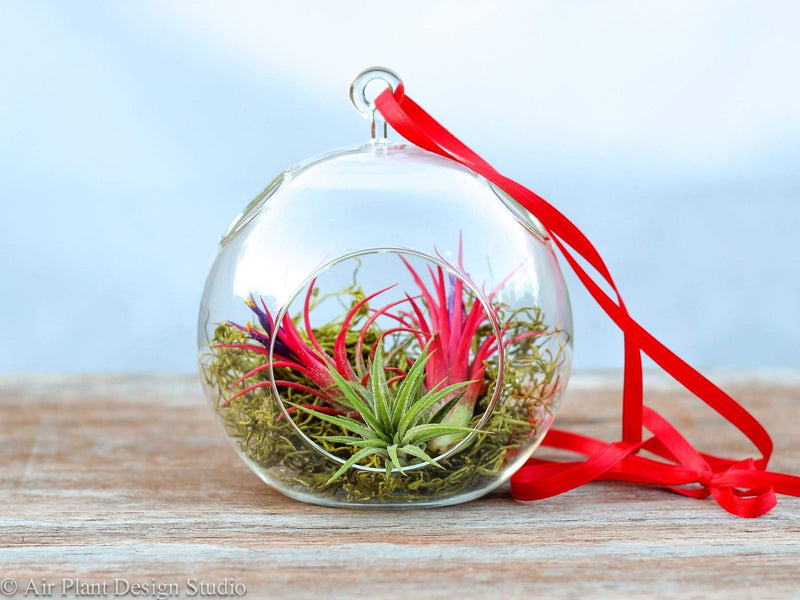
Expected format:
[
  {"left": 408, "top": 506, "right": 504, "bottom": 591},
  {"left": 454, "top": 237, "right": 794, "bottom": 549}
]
[
  {"left": 698, "top": 459, "right": 777, "bottom": 518},
  {"left": 698, "top": 468, "right": 714, "bottom": 490},
  {"left": 706, "top": 458, "right": 757, "bottom": 490},
  {"left": 668, "top": 460, "right": 778, "bottom": 519}
]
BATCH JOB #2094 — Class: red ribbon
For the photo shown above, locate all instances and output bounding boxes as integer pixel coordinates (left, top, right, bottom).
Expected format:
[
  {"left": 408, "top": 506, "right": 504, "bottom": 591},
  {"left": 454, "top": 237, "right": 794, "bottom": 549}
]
[{"left": 376, "top": 84, "right": 800, "bottom": 517}]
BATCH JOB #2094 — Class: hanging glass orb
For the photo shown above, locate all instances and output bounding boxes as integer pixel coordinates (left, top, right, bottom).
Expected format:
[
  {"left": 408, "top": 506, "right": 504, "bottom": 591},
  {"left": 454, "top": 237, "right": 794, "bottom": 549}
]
[{"left": 198, "top": 68, "right": 573, "bottom": 507}]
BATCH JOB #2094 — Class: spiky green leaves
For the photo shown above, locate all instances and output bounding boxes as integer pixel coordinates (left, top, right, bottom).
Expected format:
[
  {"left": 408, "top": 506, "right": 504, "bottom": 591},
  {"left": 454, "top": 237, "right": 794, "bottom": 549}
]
[{"left": 286, "top": 340, "right": 483, "bottom": 483}]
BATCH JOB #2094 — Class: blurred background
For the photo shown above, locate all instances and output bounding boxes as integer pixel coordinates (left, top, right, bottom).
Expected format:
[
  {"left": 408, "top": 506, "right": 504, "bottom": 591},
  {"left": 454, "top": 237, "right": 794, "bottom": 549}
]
[{"left": 1, "top": 1, "right": 798, "bottom": 374}]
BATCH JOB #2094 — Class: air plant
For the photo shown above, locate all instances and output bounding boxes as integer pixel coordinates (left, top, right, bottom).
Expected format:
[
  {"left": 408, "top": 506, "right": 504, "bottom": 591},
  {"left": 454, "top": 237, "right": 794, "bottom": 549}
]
[
  {"left": 287, "top": 340, "right": 481, "bottom": 483},
  {"left": 215, "top": 284, "right": 392, "bottom": 413},
  {"left": 390, "top": 255, "right": 544, "bottom": 452}
]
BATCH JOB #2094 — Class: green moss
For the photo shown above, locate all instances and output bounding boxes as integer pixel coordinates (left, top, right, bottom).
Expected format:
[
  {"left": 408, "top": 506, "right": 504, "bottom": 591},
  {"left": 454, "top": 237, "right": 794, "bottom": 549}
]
[{"left": 199, "top": 298, "right": 567, "bottom": 504}]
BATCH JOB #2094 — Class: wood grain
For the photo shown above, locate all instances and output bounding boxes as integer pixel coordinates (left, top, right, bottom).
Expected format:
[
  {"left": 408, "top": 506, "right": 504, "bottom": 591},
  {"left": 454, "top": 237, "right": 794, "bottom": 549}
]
[{"left": 1, "top": 372, "right": 798, "bottom": 599}]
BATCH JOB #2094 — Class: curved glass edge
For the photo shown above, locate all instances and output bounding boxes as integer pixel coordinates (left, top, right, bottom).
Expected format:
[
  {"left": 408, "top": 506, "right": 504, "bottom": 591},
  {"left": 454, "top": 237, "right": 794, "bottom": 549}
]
[
  {"left": 244, "top": 410, "right": 556, "bottom": 509},
  {"left": 220, "top": 143, "right": 380, "bottom": 247},
  {"left": 486, "top": 180, "right": 549, "bottom": 242},
  {"left": 221, "top": 170, "right": 290, "bottom": 245}
]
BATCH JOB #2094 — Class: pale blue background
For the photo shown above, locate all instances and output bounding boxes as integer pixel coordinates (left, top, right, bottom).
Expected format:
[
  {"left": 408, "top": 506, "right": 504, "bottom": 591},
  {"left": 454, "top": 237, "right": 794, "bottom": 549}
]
[{"left": 1, "top": 1, "right": 798, "bottom": 373}]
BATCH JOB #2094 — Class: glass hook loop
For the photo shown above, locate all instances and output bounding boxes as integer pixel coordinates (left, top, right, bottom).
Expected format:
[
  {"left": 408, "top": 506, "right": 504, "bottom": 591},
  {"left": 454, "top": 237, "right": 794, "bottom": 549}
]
[{"left": 349, "top": 67, "right": 402, "bottom": 140}]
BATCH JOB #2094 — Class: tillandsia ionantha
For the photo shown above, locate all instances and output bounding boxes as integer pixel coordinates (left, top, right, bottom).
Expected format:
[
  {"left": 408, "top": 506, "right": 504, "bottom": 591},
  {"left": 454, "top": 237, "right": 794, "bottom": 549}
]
[
  {"left": 287, "top": 340, "right": 482, "bottom": 482},
  {"left": 204, "top": 251, "right": 566, "bottom": 493},
  {"left": 392, "top": 255, "right": 550, "bottom": 452}
]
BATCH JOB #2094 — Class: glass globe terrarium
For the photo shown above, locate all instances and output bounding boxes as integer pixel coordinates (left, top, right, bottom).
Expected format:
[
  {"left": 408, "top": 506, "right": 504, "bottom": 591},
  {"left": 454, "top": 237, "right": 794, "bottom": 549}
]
[{"left": 198, "top": 68, "right": 573, "bottom": 507}]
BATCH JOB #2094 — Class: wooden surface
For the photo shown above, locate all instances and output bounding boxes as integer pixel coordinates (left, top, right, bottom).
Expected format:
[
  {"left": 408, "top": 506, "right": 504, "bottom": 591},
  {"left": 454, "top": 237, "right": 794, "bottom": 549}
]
[{"left": 1, "top": 372, "right": 799, "bottom": 599}]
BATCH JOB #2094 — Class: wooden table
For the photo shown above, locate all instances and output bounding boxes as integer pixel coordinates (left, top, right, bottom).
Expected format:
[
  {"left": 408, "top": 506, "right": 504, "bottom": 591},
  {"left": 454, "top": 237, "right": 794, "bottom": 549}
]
[{"left": 1, "top": 373, "right": 798, "bottom": 599}]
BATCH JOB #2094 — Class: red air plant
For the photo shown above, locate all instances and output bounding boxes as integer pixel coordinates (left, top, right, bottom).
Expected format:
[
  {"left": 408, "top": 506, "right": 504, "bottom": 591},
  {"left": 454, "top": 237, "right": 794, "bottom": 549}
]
[
  {"left": 381, "top": 252, "right": 543, "bottom": 451},
  {"left": 215, "top": 285, "right": 394, "bottom": 413},
  {"left": 390, "top": 258, "right": 500, "bottom": 450}
]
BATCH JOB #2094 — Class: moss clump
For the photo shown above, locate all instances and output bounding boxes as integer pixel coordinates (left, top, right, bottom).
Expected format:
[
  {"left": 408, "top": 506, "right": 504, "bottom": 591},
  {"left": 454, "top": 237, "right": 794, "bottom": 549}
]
[{"left": 200, "top": 298, "right": 566, "bottom": 504}]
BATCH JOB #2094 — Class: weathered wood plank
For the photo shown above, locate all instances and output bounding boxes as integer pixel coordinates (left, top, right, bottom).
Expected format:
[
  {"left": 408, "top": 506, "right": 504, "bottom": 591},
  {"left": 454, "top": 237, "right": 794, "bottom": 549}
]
[{"left": 0, "top": 373, "right": 798, "bottom": 599}]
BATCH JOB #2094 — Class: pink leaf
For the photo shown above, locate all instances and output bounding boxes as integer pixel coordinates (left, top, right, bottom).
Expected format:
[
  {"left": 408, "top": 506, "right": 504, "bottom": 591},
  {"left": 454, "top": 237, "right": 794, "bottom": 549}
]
[
  {"left": 212, "top": 343, "right": 268, "bottom": 356},
  {"left": 333, "top": 285, "right": 396, "bottom": 381},
  {"left": 303, "top": 278, "right": 332, "bottom": 362},
  {"left": 230, "top": 360, "right": 309, "bottom": 389}
]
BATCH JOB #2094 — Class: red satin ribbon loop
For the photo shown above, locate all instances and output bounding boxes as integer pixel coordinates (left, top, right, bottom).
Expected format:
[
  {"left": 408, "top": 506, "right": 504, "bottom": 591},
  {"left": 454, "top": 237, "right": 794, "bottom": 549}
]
[{"left": 375, "top": 85, "right": 800, "bottom": 517}]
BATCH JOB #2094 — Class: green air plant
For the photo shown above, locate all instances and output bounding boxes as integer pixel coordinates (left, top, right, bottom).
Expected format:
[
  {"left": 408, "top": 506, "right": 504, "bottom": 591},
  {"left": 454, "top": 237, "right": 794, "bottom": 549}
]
[{"left": 287, "top": 340, "right": 482, "bottom": 483}]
